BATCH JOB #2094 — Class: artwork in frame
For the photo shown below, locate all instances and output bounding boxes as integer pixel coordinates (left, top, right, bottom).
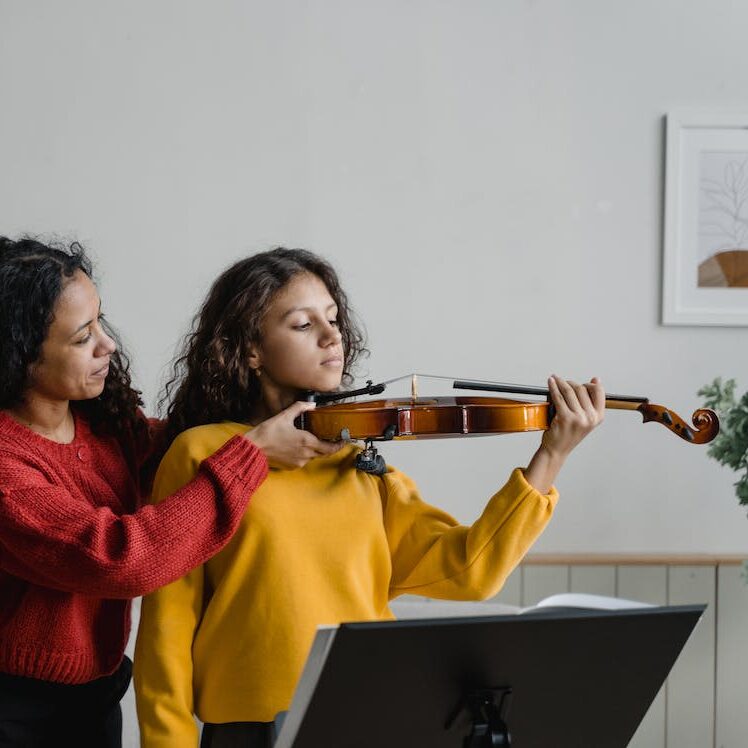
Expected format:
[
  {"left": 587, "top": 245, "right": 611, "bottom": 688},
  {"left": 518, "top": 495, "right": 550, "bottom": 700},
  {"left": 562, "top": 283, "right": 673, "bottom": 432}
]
[{"left": 662, "top": 110, "right": 748, "bottom": 325}]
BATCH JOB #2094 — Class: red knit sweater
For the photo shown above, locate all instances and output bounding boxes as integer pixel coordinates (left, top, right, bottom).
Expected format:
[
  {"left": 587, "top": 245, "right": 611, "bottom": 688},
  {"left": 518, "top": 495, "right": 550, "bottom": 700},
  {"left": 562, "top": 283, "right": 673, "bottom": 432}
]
[{"left": 0, "top": 410, "right": 268, "bottom": 685}]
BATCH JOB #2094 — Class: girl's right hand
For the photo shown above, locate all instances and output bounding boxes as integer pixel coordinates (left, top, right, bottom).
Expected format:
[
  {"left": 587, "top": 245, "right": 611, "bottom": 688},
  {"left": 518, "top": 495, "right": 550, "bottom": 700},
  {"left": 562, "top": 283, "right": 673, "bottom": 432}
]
[{"left": 244, "top": 401, "right": 344, "bottom": 469}]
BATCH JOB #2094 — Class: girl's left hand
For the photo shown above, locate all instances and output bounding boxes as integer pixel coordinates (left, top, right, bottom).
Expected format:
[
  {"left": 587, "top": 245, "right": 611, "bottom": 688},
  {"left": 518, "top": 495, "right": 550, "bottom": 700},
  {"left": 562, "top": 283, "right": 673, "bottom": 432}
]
[
  {"left": 542, "top": 375, "right": 605, "bottom": 460},
  {"left": 523, "top": 375, "right": 605, "bottom": 494}
]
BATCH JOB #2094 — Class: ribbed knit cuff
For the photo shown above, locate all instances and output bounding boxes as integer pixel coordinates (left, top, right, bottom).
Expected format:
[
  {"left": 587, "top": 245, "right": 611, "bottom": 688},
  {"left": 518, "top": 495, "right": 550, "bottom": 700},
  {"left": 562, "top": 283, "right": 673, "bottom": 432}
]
[
  {"left": 0, "top": 628, "right": 126, "bottom": 684},
  {"left": 200, "top": 435, "right": 269, "bottom": 490},
  {"left": 513, "top": 467, "right": 559, "bottom": 506}
]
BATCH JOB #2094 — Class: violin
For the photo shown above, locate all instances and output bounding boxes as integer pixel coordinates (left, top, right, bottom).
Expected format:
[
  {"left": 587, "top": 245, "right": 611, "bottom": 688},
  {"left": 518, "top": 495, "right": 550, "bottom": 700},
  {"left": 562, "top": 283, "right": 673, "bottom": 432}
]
[{"left": 300, "top": 375, "right": 719, "bottom": 447}]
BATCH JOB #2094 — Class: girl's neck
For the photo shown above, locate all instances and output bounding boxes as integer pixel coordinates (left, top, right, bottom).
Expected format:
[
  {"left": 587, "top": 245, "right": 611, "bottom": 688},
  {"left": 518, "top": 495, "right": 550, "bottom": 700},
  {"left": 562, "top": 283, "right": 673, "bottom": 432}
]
[{"left": 250, "top": 387, "right": 304, "bottom": 423}]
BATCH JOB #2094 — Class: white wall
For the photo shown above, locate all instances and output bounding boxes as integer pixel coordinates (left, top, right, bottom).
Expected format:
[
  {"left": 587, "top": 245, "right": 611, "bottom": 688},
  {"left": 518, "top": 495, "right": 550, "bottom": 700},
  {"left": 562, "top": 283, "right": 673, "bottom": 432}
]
[{"left": 2, "top": 0, "right": 748, "bottom": 553}]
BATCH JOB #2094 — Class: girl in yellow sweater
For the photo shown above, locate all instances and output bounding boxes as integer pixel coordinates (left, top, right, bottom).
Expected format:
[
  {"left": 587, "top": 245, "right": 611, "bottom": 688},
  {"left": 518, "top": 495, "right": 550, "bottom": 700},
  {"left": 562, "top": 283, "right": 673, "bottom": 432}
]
[{"left": 134, "top": 248, "right": 604, "bottom": 748}]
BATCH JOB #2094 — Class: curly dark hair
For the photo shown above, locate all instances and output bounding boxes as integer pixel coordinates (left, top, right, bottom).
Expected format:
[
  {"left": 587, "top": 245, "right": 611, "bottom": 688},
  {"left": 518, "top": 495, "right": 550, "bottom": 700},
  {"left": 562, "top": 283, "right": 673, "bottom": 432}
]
[
  {"left": 0, "top": 236, "right": 143, "bottom": 438},
  {"left": 162, "top": 247, "right": 367, "bottom": 443}
]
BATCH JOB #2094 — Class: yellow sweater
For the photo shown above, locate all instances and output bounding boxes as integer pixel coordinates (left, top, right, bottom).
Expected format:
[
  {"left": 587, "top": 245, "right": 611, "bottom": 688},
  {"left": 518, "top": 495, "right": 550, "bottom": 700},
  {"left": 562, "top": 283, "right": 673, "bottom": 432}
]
[{"left": 134, "top": 422, "right": 558, "bottom": 746}]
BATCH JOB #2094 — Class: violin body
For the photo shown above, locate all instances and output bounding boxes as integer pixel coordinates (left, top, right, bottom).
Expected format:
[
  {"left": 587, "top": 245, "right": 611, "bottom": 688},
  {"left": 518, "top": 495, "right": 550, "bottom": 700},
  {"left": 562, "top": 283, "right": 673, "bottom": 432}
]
[
  {"left": 302, "top": 396, "right": 551, "bottom": 442},
  {"left": 301, "top": 392, "right": 720, "bottom": 445}
]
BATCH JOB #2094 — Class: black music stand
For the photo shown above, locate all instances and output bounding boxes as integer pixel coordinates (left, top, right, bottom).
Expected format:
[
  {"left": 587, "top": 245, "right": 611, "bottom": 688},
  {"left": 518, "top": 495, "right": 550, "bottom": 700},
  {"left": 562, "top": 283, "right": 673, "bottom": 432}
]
[{"left": 274, "top": 604, "right": 705, "bottom": 748}]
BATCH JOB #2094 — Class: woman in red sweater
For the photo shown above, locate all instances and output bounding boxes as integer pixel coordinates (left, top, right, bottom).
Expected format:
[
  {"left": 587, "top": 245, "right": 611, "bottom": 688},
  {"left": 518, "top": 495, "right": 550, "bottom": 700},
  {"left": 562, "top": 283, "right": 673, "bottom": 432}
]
[{"left": 0, "top": 237, "right": 342, "bottom": 747}]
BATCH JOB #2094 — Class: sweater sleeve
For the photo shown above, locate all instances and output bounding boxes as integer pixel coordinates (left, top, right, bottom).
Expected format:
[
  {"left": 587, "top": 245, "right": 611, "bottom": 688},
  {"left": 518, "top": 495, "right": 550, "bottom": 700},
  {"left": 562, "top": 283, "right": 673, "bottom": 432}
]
[
  {"left": 134, "top": 440, "right": 215, "bottom": 748},
  {"left": 0, "top": 435, "right": 267, "bottom": 599},
  {"left": 135, "top": 569, "right": 203, "bottom": 747},
  {"left": 383, "top": 467, "right": 558, "bottom": 600}
]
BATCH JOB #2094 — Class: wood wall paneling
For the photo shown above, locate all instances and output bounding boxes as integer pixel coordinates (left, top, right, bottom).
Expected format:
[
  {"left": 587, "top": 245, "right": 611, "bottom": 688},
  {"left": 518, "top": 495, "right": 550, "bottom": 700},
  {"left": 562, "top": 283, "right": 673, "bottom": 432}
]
[
  {"left": 715, "top": 564, "right": 748, "bottom": 748},
  {"left": 521, "top": 564, "right": 569, "bottom": 607},
  {"left": 666, "top": 566, "right": 716, "bottom": 748}
]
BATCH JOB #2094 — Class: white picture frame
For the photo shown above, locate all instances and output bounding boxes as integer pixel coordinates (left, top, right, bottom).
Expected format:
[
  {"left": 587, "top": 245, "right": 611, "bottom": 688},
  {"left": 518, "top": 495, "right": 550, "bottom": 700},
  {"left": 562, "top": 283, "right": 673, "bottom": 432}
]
[{"left": 662, "top": 110, "right": 748, "bottom": 325}]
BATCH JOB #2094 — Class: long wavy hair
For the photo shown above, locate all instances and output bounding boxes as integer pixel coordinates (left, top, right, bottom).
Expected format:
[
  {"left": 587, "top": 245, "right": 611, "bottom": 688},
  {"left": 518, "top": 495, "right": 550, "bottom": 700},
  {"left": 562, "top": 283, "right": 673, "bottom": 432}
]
[
  {"left": 162, "top": 247, "right": 367, "bottom": 444},
  {"left": 0, "top": 236, "right": 143, "bottom": 438}
]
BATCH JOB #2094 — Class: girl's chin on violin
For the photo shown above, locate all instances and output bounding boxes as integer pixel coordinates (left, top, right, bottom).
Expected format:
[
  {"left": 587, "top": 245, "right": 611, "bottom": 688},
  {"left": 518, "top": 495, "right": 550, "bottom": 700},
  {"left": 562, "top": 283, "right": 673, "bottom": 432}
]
[
  {"left": 308, "top": 364, "right": 344, "bottom": 392},
  {"left": 278, "top": 366, "right": 343, "bottom": 398}
]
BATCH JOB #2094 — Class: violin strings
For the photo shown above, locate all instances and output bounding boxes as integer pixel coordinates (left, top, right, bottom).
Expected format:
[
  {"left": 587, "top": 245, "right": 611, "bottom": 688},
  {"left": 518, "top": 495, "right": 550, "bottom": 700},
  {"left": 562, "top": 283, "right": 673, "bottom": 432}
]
[{"left": 369, "top": 373, "right": 541, "bottom": 389}]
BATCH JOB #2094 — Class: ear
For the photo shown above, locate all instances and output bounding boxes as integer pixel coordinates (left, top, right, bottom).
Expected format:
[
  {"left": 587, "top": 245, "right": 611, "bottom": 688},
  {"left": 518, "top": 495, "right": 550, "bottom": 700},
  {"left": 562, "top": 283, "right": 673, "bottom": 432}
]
[{"left": 247, "top": 342, "right": 262, "bottom": 372}]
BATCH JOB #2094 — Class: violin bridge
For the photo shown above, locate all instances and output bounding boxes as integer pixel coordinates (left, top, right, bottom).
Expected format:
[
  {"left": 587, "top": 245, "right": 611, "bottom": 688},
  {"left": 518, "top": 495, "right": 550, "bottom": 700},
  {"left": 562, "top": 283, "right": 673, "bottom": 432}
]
[{"left": 411, "top": 373, "right": 418, "bottom": 400}]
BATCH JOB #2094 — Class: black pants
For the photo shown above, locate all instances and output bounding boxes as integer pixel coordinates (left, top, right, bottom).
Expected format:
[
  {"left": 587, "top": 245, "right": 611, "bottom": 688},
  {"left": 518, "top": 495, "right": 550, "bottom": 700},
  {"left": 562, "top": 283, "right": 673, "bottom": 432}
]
[
  {"left": 201, "top": 720, "right": 277, "bottom": 748},
  {"left": 0, "top": 656, "right": 132, "bottom": 748}
]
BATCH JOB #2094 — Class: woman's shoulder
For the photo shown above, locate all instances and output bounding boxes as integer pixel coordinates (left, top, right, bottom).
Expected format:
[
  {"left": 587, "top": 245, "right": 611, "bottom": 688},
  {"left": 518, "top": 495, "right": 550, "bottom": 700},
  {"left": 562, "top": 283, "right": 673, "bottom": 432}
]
[{"left": 163, "top": 421, "right": 249, "bottom": 466}]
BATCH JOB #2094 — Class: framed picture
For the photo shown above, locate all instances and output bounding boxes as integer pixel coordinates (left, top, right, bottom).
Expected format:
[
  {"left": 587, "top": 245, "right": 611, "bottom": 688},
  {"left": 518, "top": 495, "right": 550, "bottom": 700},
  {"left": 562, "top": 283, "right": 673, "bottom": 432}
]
[{"left": 662, "top": 110, "right": 748, "bottom": 325}]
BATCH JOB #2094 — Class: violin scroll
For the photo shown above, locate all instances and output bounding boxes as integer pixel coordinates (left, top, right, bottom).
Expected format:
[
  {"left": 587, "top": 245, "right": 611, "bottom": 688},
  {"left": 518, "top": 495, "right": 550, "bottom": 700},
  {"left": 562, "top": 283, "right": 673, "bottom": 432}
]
[{"left": 638, "top": 403, "right": 720, "bottom": 444}]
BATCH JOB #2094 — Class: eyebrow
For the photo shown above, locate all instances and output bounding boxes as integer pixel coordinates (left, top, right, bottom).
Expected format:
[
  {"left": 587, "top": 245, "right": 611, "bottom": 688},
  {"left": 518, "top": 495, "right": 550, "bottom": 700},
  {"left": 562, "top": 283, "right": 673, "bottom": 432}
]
[{"left": 281, "top": 303, "right": 338, "bottom": 320}]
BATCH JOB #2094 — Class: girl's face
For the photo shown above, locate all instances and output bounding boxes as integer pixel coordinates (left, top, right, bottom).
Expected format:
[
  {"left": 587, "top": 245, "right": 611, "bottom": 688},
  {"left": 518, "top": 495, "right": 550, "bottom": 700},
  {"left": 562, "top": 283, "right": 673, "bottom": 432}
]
[
  {"left": 27, "top": 271, "right": 116, "bottom": 404},
  {"left": 251, "top": 272, "right": 344, "bottom": 407}
]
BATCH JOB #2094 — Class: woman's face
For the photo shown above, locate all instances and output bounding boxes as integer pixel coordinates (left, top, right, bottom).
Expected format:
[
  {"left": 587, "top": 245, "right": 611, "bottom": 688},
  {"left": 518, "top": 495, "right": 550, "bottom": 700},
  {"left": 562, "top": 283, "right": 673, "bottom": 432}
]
[
  {"left": 251, "top": 272, "right": 344, "bottom": 406},
  {"left": 26, "top": 270, "right": 116, "bottom": 404}
]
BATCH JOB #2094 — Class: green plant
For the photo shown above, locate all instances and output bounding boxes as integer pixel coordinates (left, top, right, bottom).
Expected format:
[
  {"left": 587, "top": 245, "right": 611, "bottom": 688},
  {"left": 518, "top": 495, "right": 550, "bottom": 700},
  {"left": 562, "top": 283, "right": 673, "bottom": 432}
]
[{"left": 698, "top": 378, "right": 748, "bottom": 509}]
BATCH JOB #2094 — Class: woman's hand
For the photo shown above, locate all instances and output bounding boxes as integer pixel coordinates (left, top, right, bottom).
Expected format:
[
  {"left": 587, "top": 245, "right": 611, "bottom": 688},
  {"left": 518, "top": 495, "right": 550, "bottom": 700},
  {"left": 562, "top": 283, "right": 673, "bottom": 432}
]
[
  {"left": 523, "top": 375, "right": 605, "bottom": 494},
  {"left": 244, "top": 401, "right": 344, "bottom": 469}
]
